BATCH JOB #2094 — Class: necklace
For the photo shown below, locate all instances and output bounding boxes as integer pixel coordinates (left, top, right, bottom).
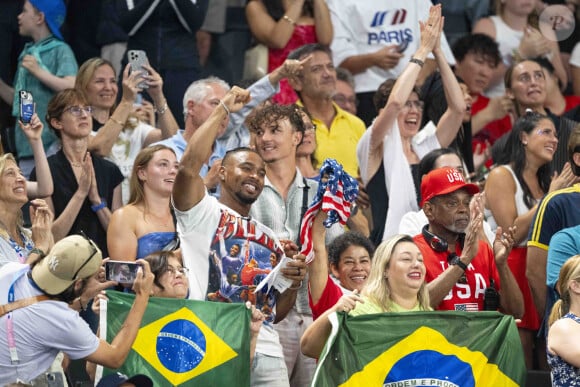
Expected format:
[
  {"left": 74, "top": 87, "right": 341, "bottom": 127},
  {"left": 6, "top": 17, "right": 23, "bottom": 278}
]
[
  {"left": 4, "top": 228, "right": 34, "bottom": 263},
  {"left": 70, "top": 161, "right": 82, "bottom": 168}
]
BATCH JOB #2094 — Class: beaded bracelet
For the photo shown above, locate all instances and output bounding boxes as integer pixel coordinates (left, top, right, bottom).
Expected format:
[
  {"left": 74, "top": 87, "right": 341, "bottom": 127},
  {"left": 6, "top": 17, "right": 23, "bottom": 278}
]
[
  {"left": 156, "top": 101, "right": 169, "bottom": 115},
  {"left": 409, "top": 57, "right": 424, "bottom": 67}
]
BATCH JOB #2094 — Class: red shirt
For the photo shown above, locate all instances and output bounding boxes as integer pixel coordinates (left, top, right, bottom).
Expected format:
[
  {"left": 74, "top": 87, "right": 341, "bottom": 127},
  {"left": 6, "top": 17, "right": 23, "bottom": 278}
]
[
  {"left": 471, "top": 94, "right": 513, "bottom": 147},
  {"left": 413, "top": 234, "right": 501, "bottom": 312},
  {"left": 309, "top": 275, "right": 344, "bottom": 320}
]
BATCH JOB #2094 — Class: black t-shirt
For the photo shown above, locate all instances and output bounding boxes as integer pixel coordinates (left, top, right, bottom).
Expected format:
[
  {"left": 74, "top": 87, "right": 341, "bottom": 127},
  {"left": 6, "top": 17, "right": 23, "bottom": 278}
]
[{"left": 30, "top": 150, "right": 124, "bottom": 256}]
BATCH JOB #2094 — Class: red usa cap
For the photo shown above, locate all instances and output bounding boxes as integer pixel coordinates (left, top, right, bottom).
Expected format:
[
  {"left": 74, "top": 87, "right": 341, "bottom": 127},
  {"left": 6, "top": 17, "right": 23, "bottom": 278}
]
[{"left": 420, "top": 167, "right": 479, "bottom": 207}]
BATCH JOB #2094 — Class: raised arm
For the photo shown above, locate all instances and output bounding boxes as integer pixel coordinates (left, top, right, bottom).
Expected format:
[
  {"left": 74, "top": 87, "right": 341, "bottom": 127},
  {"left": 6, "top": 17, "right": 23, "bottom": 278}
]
[
  {"left": 493, "top": 226, "right": 524, "bottom": 318},
  {"left": 246, "top": 0, "right": 308, "bottom": 49},
  {"left": 312, "top": 0, "right": 333, "bottom": 45},
  {"left": 309, "top": 211, "right": 330, "bottom": 305},
  {"left": 48, "top": 154, "right": 93, "bottom": 241},
  {"left": 432, "top": 18, "right": 466, "bottom": 147},
  {"left": 485, "top": 166, "right": 537, "bottom": 244},
  {"left": 85, "top": 260, "right": 153, "bottom": 368},
  {"left": 427, "top": 193, "right": 483, "bottom": 308},
  {"left": 173, "top": 87, "right": 251, "bottom": 211},
  {"left": 143, "top": 64, "right": 179, "bottom": 139},
  {"left": 27, "top": 199, "right": 54, "bottom": 264},
  {"left": 366, "top": 6, "right": 442, "bottom": 169},
  {"left": 88, "top": 64, "right": 141, "bottom": 157},
  {"left": 20, "top": 114, "right": 53, "bottom": 198}
]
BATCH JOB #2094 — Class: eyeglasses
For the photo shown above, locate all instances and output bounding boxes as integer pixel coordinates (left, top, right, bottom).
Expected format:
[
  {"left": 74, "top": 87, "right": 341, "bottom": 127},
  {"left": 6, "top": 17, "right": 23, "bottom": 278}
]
[
  {"left": 166, "top": 265, "right": 189, "bottom": 277},
  {"left": 304, "top": 124, "right": 316, "bottom": 132},
  {"left": 73, "top": 230, "right": 99, "bottom": 280},
  {"left": 332, "top": 94, "right": 359, "bottom": 107},
  {"left": 64, "top": 106, "right": 93, "bottom": 117},
  {"left": 403, "top": 100, "right": 424, "bottom": 111}
]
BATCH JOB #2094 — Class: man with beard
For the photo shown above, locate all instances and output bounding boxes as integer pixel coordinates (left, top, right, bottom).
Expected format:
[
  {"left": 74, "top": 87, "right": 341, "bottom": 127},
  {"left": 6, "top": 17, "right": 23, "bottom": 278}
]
[
  {"left": 172, "top": 86, "right": 307, "bottom": 387},
  {"left": 413, "top": 167, "right": 523, "bottom": 316}
]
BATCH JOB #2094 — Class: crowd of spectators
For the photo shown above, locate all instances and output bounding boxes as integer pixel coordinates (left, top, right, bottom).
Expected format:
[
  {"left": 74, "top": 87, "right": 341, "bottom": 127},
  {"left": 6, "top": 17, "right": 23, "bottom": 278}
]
[{"left": 0, "top": 0, "right": 580, "bottom": 386}]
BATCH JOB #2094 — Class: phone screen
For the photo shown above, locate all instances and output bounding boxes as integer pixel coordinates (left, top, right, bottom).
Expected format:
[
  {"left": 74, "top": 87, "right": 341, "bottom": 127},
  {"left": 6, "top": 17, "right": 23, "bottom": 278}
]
[{"left": 105, "top": 261, "right": 140, "bottom": 284}]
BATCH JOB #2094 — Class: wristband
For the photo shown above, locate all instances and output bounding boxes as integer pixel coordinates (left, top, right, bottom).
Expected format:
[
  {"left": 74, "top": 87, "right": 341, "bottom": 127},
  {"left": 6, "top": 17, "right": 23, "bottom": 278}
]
[
  {"left": 30, "top": 247, "right": 46, "bottom": 258},
  {"left": 156, "top": 101, "right": 169, "bottom": 115},
  {"left": 91, "top": 199, "right": 107, "bottom": 213},
  {"left": 219, "top": 100, "right": 230, "bottom": 115},
  {"left": 409, "top": 57, "right": 424, "bottom": 67},
  {"left": 450, "top": 255, "right": 468, "bottom": 272}
]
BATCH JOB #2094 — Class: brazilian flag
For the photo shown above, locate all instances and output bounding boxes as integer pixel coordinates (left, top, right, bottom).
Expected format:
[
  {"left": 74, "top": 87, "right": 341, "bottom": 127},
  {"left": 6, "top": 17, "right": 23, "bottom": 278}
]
[
  {"left": 101, "top": 291, "right": 251, "bottom": 386},
  {"left": 313, "top": 311, "right": 526, "bottom": 387}
]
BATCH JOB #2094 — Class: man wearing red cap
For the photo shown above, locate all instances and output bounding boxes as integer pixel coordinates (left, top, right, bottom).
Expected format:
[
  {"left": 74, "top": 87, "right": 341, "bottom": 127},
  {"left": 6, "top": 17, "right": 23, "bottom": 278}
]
[{"left": 413, "top": 167, "right": 523, "bottom": 316}]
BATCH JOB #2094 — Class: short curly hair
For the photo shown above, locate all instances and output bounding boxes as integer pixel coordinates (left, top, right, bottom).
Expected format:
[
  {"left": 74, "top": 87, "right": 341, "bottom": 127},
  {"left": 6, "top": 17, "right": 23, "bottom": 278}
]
[
  {"left": 327, "top": 232, "right": 375, "bottom": 268},
  {"left": 247, "top": 103, "right": 306, "bottom": 140}
]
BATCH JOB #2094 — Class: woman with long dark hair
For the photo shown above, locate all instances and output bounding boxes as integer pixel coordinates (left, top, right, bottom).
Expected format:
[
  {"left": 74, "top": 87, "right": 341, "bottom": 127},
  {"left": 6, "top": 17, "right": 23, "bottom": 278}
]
[{"left": 485, "top": 110, "right": 574, "bottom": 368}]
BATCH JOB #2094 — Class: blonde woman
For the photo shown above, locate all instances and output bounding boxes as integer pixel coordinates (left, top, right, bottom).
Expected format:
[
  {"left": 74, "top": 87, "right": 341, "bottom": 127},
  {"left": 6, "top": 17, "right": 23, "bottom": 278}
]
[
  {"left": 301, "top": 234, "right": 430, "bottom": 358},
  {"left": 547, "top": 254, "right": 580, "bottom": 386},
  {"left": 107, "top": 145, "right": 178, "bottom": 261}
]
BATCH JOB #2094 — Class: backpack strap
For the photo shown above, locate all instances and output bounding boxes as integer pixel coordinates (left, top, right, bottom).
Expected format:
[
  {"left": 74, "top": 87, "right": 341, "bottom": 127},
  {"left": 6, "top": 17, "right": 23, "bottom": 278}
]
[{"left": 0, "top": 295, "right": 51, "bottom": 318}]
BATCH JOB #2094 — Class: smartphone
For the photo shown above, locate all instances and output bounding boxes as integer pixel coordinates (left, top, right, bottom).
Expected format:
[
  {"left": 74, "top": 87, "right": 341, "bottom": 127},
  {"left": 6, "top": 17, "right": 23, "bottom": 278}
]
[
  {"left": 127, "top": 50, "right": 149, "bottom": 89},
  {"left": 397, "top": 39, "right": 410, "bottom": 53},
  {"left": 105, "top": 260, "right": 140, "bottom": 284},
  {"left": 19, "top": 90, "right": 34, "bottom": 124}
]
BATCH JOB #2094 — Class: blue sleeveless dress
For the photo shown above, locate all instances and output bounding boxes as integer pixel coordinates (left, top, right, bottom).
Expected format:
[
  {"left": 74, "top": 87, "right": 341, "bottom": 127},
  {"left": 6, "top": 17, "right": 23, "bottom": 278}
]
[
  {"left": 548, "top": 312, "right": 580, "bottom": 386},
  {"left": 136, "top": 232, "right": 176, "bottom": 259}
]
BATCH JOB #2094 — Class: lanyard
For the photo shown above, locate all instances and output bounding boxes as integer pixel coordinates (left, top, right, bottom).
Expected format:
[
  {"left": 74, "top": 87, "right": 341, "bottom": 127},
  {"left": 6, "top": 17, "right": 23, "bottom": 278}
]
[{"left": 5, "top": 268, "right": 28, "bottom": 364}]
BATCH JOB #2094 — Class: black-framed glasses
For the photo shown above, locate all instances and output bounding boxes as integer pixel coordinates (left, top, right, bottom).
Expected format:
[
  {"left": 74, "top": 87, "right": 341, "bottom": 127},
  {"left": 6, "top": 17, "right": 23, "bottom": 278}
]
[
  {"left": 447, "top": 253, "right": 467, "bottom": 284},
  {"left": 64, "top": 105, "right": 93, "bottom": 117},
  {"left": 72, "top": 230, "right": 99, "bottom": 280}
]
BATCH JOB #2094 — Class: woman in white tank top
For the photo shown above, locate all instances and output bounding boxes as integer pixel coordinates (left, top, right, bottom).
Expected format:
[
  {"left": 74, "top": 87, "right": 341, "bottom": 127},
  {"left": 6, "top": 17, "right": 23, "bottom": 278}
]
[
  {"left": 484, "top": 110, "right": 572, "bottom": 369},
  {"left": 473, "top": 0, "right": 567, "bottom": 98}
]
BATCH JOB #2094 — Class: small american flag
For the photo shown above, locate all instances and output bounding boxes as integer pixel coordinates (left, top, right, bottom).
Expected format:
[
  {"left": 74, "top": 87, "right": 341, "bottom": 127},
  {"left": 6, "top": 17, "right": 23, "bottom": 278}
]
[
  {"left": 455, "top": 303, "right": 480, "bottom": 312},
  {"left": 299, "top": 159, "right": 358, "bottom": 264}
]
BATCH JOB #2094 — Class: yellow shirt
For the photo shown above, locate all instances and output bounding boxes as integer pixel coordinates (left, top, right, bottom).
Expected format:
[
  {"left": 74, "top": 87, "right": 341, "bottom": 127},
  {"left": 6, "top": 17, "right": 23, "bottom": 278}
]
[
  {"left": 303, "top": 102, "right": 366, "bottom": 177},
  {"left": 349, "top": 296, "right": 429, "bottom": 316}
]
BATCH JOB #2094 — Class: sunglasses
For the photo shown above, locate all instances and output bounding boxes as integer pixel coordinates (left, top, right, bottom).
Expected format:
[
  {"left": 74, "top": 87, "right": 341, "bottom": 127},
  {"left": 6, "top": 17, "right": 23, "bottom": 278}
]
[{"left": 72, "top": 230, "right": 100, "bottom": 280}]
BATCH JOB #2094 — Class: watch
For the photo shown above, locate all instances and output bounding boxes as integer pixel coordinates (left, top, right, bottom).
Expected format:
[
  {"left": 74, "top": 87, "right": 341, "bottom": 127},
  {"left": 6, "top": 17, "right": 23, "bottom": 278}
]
[{"left": 450, "top": 255, "right": 468, "bottom": 272}]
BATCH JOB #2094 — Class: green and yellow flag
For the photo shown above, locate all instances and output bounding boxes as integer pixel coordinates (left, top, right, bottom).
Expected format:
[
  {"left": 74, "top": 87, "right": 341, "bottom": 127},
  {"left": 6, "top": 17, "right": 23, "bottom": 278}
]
[
  {"left": 313, "top": 311, "right": 526, "bottom": 387},
  {"left": 101, "top": 291, "right": 251, "bottom": 386}
]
